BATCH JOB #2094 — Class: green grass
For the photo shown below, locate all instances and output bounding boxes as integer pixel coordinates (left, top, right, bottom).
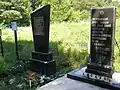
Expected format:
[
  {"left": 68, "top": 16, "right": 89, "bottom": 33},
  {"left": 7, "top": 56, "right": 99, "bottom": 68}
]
[{"left": 0, "top": 19, "right": 120, "bottom": 75}]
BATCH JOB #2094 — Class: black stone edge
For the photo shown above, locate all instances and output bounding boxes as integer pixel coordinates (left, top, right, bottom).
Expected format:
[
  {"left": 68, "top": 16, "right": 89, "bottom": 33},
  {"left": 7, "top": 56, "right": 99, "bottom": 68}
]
[
  {"left": 31, "top": 4, "right": 50, "bottom": 15},
  {"left": 32, "top": 51, "right": 53, "bottom": 61},
  {"left": 86, "top": 68, "right": 112, "bottom": 78},
  {"left": 67, "top": 66, "right": 120, "bottom": 90},
  {"left": 29, "top": 58, "right": 56, "bottom": 76},
  {"left": 32, "top": 51, "right": 52, "bottom": 55},
  {"left": 87, "top": 63, "right": 113, "bottom": 72},
  {"left": 29, "top": 58, "right": 55, "bottom": 63}
]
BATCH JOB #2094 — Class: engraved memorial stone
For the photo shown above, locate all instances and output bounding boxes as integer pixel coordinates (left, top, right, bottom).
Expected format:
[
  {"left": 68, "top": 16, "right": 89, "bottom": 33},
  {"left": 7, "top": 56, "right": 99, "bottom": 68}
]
[
  {"left": 31, "top": 5, "right": 50, "bottom": 53},
  {"left": 29, "top": 5, "right": 56, "bottom": 76},
  {"left": 67, "top": 7, "right": 120, "bottom": 89},
  {"left": 86, "top": 7, "right": 116, "bottom": 77}
]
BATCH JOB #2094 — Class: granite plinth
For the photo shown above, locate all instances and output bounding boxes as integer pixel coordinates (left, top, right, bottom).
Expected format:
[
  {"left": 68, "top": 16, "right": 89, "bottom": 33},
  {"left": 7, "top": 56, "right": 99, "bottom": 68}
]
[
  {"left": 67, "top": 66, "right": 120, "bottom": 90},
  {"left": 86, "top": 63, "right": 114, "bottom": 78},
  {"left": 29, "top": 51, "right": 56, "bottom": 76},
  {"left": 29, "top": 58, "right": 56, "bottom": 76},
  {"left": 32, "top": 51, "right": 53, "bottom": 61}
]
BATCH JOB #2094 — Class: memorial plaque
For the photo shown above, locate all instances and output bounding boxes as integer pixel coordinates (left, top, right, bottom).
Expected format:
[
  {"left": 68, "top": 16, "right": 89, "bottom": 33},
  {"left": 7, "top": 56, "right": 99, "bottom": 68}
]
[
  {"left": 90, "top": 7, "right": 116, "bottom": 66},
  {"left": 34, "top": 16, "right": 44, "bottom": 35}
]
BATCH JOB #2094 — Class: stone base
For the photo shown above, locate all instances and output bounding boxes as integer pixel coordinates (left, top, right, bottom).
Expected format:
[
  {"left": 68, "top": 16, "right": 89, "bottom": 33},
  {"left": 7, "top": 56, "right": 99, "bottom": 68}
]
[
  {"left": 29, "top": 51, "right": 56, "bottom": 76},
  {"left": 32, "top": 51, "right": 53, "bottom": 61},
  {"left": 86, "top": 63, "right": 114, "bottom": 78},
  {"left": 29, "top": 58, "right": 56, "bottom": 76},
  {"left": 67, "top": 66, "right": 120, "bottom": 90}
]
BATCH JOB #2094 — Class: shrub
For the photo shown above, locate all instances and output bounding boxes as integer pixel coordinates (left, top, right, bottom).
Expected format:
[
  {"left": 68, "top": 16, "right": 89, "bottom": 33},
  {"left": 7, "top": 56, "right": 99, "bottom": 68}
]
[
  {"left": 110, "top": 1, "right": 120, "bottom": 18},
  {"left": 1, "top": 10, "right": 22, "bottom": 23},
  {"left": 42, "top": 0, "right": 72, "bottom": 22},
  {"left": 0, "top": 57, "right": 11, "bottom": 76}
]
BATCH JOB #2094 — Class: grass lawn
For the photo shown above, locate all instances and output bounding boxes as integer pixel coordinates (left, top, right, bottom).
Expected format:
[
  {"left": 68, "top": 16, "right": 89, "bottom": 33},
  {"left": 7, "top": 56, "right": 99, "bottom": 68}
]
[
  {"left": 1, "top": 19, "right": 120, "bottom": 73},
  {"left": 1, "top": 21, "right": 90, "bottom": 74},
  {"left": 0, "top": 19, "right": 120, "bottom": 89}
]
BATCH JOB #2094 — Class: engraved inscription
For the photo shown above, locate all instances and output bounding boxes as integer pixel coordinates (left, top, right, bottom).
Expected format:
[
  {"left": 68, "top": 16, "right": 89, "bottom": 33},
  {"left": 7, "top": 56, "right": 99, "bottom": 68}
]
[{"left": 90, "top": 7, "right": 115, "bottom": 66}]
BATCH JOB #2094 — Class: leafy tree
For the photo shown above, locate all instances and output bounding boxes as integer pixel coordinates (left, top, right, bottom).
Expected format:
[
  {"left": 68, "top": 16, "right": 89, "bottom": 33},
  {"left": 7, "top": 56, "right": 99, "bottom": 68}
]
[
  {"left": 19, "top": 0, "right": 32, "bottom": 26},
  {"left": 0, "top": 0, "right": 119, "bottom": 25},
  {"left": 42, "top": 0, "right": 72, "bottom": 22},
  {"left": 104, "top": 0, "right": 112, "bottom": 3},
  {"left": 0, "top": 0, "right": 31, "bottom": 25},
  {"left": 34, "top": 0, "right": 42, "bottom": 9},
  {"left": 0, "top": 1, "right": 22, "bottom": 24}
]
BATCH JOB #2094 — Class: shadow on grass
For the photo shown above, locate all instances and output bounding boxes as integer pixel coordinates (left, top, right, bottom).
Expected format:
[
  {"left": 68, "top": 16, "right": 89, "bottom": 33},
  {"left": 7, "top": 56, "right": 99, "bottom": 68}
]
[
  {"left": 0, "top": 40, "right": 34, "bottom": 77},
  {"left": 0, "top": 40, "right": 88, "bottom": 75},
  {"left": 49, "top": 41, "right": 88, "bottom": 74},
  {"left": 1, "top": 40, "right": 34, "bottom": 62}
]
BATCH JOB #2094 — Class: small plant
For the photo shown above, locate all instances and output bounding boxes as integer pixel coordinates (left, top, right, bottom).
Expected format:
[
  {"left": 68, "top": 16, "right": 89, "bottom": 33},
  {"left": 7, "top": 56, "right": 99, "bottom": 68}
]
[{"left": 0, "top": 57, "right": 11, "bottom": 77}]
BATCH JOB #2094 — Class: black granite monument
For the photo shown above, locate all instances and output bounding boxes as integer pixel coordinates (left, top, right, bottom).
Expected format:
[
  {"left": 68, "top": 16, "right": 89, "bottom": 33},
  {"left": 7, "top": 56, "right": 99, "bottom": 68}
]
[
  {"left": 29, "top": 5, "right": 56, "bottom": 76},
  {"left": 67, "top": 7, "right": 120, "bottom": 89},
  {"left": 86, "top": 7, "right": 115, "bottom": 78}
]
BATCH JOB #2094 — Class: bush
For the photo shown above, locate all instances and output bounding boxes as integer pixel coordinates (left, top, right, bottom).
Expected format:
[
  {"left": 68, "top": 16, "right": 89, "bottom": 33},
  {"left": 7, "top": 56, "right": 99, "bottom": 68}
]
[
  {"left": 69, "top": 9, "right": 81, "bottom": 22},
  {"left": 42, "top": 0, "right": 72, "bottom": 22},
  {"left": 0, "top": 57, "right": 11, "bottom": 76},
  {"left": 1, "top": 10, "right": 22, "bottom": 23},
  {"left": 79, "top": 10, "right": 89, "bottom": 20},
  {"left": 110, "top": 1, "right": 120, "bottom": 18},
  {"left": 42, "top": 0, "right": 119, "bottom": 22}
]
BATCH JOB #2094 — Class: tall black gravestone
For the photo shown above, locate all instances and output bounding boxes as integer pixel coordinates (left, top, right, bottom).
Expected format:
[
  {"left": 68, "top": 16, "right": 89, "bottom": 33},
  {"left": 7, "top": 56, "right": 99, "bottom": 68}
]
[
  {"left": 67, "top": 7, "right": 120, "bottom": 89},
  {"left": 29, "top": 5, "right": 56, "bottom": 76},
  {"left": 86, "top": 7, "right": 116, "bottom": 77}
]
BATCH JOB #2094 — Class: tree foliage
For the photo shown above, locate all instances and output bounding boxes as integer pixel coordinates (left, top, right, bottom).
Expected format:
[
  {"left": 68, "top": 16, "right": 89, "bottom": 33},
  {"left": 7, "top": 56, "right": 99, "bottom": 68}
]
[
  {"left": 44, "top": 0, "right": 72, "bottom": 22},
  {"left": 0, "top": 0, "right": 120, "bottom": 25},
  {"left": 0, "top": 1, "right": 21, "bottom": 23},
  {"left": 0, "top": 0, "right": 31, "bottom": 25}
]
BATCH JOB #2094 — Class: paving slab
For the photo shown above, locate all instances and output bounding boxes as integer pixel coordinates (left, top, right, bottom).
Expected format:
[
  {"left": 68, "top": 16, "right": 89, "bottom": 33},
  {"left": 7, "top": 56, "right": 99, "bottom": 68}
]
[{"left": 36, "top": 75, "right": 108, "bottom": 90}]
